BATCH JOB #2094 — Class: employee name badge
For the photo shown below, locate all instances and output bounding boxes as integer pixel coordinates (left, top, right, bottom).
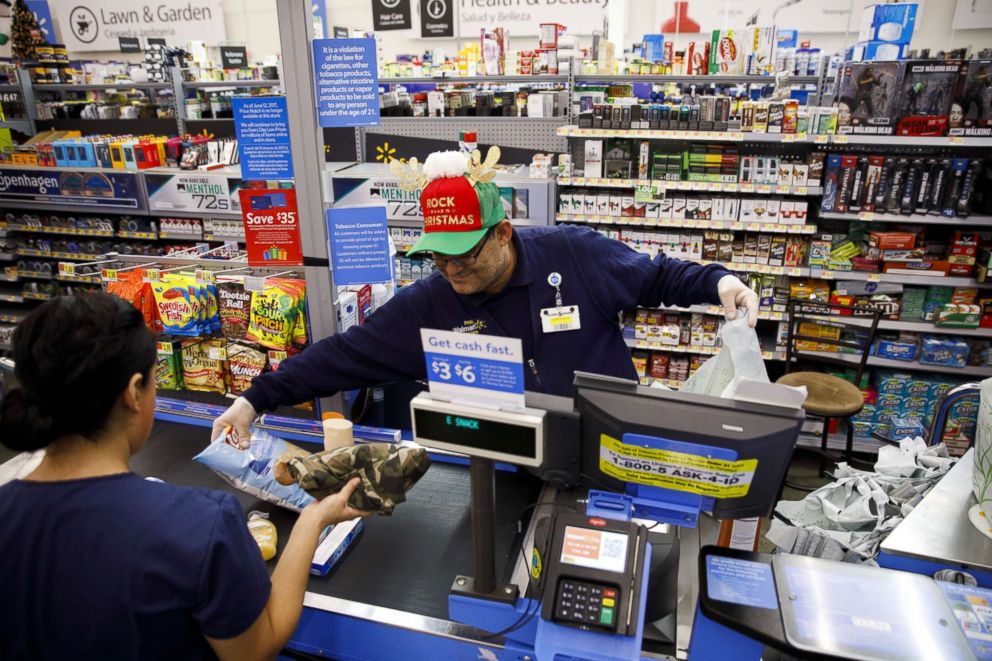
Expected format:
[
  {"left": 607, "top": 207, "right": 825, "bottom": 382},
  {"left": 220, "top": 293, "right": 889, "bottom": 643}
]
[
  {"left": 542, "top": 271, "right": 580, "bottom": 333},
  {"left": 541, "top": 305, "right": 581, "bottom": 333}
]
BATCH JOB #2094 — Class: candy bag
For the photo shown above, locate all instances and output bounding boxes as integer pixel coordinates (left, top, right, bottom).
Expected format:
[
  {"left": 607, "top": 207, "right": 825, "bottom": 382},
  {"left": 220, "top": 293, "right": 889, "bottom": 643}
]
[
  {"left": 152, "top": 275, "right": 199, "bottom": 336},
  {"left": 227, "top": 342, "right": 267, "bottom": 396},
  {"left": 246, "top": 280, "right": 300, "bottom": 350},
  {"left": 107, "top": 270, "right": 161, "bottom": 333},
  {"left": 155, "top": 339, "right": 183, "bottom": 390},
  {"left": 181, "top": 338, "right": 227, "bottom": 393},
  {"left": 217, "top": 280, "right": 252, "bottom": 341}
]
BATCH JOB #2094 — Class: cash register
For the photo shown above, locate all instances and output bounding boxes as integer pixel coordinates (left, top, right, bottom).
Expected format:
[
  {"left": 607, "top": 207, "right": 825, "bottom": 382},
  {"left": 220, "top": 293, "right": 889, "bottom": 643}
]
[{"left": 411, "top": 372, "right": 806, "bottom": 660}]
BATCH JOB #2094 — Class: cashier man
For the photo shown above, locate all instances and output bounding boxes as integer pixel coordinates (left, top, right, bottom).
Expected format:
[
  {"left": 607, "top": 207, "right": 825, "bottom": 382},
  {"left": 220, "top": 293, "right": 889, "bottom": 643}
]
[{"left": 213, "top": 149, "right": 758, "bottom": 443}]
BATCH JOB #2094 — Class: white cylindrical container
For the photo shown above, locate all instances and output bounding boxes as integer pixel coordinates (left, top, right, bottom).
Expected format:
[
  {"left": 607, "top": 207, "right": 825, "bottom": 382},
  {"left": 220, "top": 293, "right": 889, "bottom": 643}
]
[{"left": 322, "top": 414, "right": 354, "bottom": 452}]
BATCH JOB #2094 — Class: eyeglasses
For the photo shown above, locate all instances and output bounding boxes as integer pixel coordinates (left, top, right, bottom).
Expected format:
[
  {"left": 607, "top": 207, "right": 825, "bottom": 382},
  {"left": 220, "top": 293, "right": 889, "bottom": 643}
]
[{"left": 429, "top": 228, "right": 494, "bottom": 269}]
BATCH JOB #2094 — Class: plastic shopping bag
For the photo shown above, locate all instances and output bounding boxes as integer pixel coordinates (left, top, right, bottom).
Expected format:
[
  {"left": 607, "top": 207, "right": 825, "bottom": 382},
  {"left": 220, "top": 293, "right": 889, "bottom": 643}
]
[
  {"left": 194, "top": 427, "right": 315, "bottom": 511},
  {"left": 680, "top": 315, "right": 769, "bottom": 397}
]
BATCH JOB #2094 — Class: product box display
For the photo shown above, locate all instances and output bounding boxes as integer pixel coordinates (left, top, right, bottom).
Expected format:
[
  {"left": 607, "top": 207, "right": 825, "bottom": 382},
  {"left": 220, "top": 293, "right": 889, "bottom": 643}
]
[
  {"left": 835, "top": 62, "right": 902, "bottom": 134},
  {"left": 896, "top": 60, "right": 967, "bottom": 137},
  {"left": 952, "top": 60, "right": 992, "bottom": 136}
]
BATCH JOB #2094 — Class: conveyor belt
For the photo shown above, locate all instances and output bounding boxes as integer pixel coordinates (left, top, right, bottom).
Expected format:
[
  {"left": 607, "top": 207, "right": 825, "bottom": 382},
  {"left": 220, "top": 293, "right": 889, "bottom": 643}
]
[{"left": 131, "top": 421, "right": 542, "bottom": 621}]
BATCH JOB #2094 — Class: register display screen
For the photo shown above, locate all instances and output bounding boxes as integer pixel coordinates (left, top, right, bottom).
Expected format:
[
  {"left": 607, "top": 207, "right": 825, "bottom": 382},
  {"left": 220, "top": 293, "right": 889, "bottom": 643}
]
[
  {"left": 559, "top": 526, "right": 629, "bottom": 574},
  {"left": 413, "top": 408, "right": 538, "bottom": 461}
]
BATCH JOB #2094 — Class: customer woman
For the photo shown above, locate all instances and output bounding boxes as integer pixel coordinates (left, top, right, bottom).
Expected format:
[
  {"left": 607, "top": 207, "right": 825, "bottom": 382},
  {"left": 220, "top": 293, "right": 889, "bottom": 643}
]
[{"left": 0, "top": 293, "right": 367, "bottom": 660}]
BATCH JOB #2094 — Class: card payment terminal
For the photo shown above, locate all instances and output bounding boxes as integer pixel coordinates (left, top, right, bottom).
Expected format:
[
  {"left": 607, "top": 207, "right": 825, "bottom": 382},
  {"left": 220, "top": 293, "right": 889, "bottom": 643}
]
[{"left": 541, "top": 512, "right": 649, "bottom": 636}]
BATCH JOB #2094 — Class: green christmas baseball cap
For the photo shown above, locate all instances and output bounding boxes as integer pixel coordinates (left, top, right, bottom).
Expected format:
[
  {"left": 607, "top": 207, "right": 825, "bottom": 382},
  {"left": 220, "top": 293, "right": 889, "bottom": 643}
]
[{"left": 406, "top": 151, "right": 506, "bottom": 256}]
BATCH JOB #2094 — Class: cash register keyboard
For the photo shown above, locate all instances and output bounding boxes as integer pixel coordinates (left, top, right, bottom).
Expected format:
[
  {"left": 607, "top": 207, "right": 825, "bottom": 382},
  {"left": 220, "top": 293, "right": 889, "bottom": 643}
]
[{"left": 554, "top": 579, "right": 618, "bottom": 630}]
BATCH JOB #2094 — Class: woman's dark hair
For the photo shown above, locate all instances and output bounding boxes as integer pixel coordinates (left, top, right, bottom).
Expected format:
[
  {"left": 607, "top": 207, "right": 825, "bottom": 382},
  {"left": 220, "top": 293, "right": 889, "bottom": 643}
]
[{"left": 0, "top": 293, "right": 156, "bottom": 452}]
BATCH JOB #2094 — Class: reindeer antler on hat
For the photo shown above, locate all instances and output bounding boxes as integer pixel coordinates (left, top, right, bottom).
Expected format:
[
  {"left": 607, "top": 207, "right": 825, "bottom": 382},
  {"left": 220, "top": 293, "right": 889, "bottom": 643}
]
[{"left": 401, "top": 147, "right": 508, "bottom": 256}]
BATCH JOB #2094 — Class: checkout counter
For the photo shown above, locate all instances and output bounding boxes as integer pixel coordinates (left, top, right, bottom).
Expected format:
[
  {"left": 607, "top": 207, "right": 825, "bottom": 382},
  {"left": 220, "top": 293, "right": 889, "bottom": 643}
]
[{"left": 5, "top": 354, "right": 992, "bottom": 660}]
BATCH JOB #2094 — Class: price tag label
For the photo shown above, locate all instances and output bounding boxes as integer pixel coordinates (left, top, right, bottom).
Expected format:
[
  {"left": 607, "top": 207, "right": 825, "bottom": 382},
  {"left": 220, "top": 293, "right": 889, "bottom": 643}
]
[
  {"left": 58, "top": 262, "right": 76, "bottom": 277},
  {"left": 814, "top": 134, "right": 829, "bottom": 144},
  {"left": 950, "top": 136, "right": 965, "bottom": 145},
  {"left": 268, "top": 350, "right": 288, "bottom": 370},
  {"left": 796, "top": 132, "right": 808, "bottom": 141},
  {"left": 757, "top": 184, "right": 772, "bottom": 194},
  {"left": 156, "top": 341, "right": 174, "bottom": 356},
  {"left": 782, "top": 134, "right": 795, "bottom": 143},
  {"left": 795, "top": 186, "right": 808, "bottom": 195},
  {"left": 143, "top": 268, "right": 162, "bottom": 283},
  {"left": 725, "top": 182, "right": 739, "bottom": 192},
  {"left": 195, "top": 269, "right": 216, "bottom": 284},
  {"left": 244, "top": 275, "right": 266, "bottom": 291},
  {"left": 101, "top": 269, "right": 118, "bottom": 282},
  {"left": 833, "top": 134, "right": 849, "bottom": 144},
  {"left": 208, "top": 346, "right": 228, "bottom": 361},
  {"left": 776, "top": 185, "right": 790, "bottom": 194},
  {"left": 859, "top": 212, "right": 875, "bottom": 221},
  {"left": 740, "top": 183, "right": 755, "bottom": 192},
  {"left": 867, "top": 273, "right": 882, "bottom": 282}
]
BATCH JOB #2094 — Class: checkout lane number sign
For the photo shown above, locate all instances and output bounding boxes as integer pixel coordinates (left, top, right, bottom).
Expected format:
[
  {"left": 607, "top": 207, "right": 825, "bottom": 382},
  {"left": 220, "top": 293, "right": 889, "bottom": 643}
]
[{"left": 599, "top": 433, "right": 757, "bottom": 498}]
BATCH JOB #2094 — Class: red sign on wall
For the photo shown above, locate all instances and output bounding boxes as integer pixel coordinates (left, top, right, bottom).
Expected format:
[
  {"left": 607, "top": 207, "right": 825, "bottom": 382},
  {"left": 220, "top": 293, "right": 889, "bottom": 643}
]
[{"left": 239, "top": 188, "right": 303, "bottom": 267}]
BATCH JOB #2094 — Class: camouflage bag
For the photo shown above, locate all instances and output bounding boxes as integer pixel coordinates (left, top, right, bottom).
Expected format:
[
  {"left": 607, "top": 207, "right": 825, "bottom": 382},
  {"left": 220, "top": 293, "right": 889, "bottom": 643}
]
[{"left": 275, "top": 443, "right": 431, "bottom": 515}]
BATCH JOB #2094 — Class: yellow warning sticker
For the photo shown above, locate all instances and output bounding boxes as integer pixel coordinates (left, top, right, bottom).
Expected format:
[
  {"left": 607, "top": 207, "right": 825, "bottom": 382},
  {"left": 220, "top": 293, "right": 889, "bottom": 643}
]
[{"left": 598, "top": 434, "right": 757, "bottom": 498}]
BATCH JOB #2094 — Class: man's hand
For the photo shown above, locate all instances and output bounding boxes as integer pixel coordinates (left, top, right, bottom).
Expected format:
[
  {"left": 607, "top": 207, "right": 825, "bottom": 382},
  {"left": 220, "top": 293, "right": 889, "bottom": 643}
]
[
  {"left": 717, "top": 274, "right": 759, "bottom": 327},
  {"left": 210, "top": 396, "right": 257, "bottom": 449},
  {"left": 302, "top": 477, "right": 372, "bottom": 529}
]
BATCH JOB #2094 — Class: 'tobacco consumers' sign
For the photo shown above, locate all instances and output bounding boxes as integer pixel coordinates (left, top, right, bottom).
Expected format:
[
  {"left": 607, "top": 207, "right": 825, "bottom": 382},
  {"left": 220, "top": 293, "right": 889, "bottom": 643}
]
[
  {"left": 313, "top": 38, "right": 380, "bottom": 128},
  {"left": 56, "top": 1, "right": 227, "bottom": 52},
  {"left": 326, "top": 206, "right": 392, "bottom": 286},
  {"left": 239, "top": 189, "right": 303, "bottom": 267}
]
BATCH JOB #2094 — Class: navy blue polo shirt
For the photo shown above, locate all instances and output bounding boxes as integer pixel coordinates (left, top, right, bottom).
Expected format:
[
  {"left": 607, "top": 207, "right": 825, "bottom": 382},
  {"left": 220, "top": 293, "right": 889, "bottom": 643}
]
[
  {"left": 244, "top": 224, "right": 729, "bottom": 409},
  {"left": 0, "top": 473, "right": 270, "bottom": 660}
]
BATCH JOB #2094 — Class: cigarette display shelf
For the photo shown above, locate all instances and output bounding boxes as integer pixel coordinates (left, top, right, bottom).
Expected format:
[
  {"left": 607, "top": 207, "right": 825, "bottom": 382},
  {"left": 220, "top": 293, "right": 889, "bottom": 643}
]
[
  {"left": 181, "top": 79, "right": 282, "bottom": 89},
  {"left": 557, "top": 176, "right": 821, "bottom": 196},
  {"left": 558, "top": 125, "right": 815, "bottom": 143},
  {"left": 0, "top": 291, "right": 22, "bottom": 303},
  {"left": 7, "top": 224, "right": 115, "bottom": 237},
  {"left": 380, "top": 75, "right": 568, "bottom": 85},
  {"left": 14, "top": 249, "right": 103, "bottom": 261},
  {"left": 804, "top": 350, "right": 992, "bottom": 379},
  {"left": 574, "top": 74, "right": 821, "bottom": 85},
  {"left": 639, "top": 376, "right": 686, "bottom": 389},
  {"left": 819, "top": 211, "right": 992, "bottom": 227},
  {"left": 808, "top": 269, "right": 992, "bottom": 290},
  {"left": 117, "top": 230, "right": 159, "bottom": 240},
  {"left": 158, "top": 232, "right": 205, "bottom": 241},
  {"left": 32, "top": 82, "right": 172, "bottom": 92},
  {"left": 652, "top": 303, "right": 788, "bottom": 321},
  {"left": 624, "top": 336, "right": 785, "bottom": 361},
  {"left": 56, "top": 273, "right": 101, "bottom": 285},
  {"left": 556, "top": 213, "right": 819, "bottom": 234},
  {"left": 0, "top": 307, "right": 25, "bottom": 323},
  {"left": 699, "top": 260, "right": 809, "bottom": 277},
  {"left": 16, "top": 270, "right": 51, "bottom": 280},
  {"left": 203, "top": 234, "right": 245, "bottom": 243},
  {"left": 0, "top": 272, "right": 18, "bottom": 282}
]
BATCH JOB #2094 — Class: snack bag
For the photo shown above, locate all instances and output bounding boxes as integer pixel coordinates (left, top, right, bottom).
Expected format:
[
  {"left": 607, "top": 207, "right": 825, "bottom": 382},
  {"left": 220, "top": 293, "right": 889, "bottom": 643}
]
[
  {"left": 152, "top": 275, "right": 199, "bottom": 336},
  {"left": 155, "top": 339, "right": 183, "bottom": 390},
  {"left": 271, "top": 278, "right": 309, "bottom": 348},
  {"left": 204, "top": 283, "right": 222, "bottom": 334},
  {"left": 217, "top": 280, "right": 252, "bottom": 341},
  {"left": 194, "top": 428, "right": 314, "bottom": 511},
  {"left": 181, "top": 338, "right": 227, "bottom": 393},
  {"left": 227, "top": 342, "right": 267, "bottom": 396},
  {"left": 107, "top": 270, "right": 162, "bottom": 333},
  {"left": 246, "top": 280, "right": 301, "bottom": 350}
]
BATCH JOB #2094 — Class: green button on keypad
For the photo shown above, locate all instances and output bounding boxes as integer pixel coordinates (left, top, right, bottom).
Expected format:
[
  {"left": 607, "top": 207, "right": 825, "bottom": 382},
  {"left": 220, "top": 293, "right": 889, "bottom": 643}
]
[{"left": 600, "top": 608, "right": 614, "bottom": 625}]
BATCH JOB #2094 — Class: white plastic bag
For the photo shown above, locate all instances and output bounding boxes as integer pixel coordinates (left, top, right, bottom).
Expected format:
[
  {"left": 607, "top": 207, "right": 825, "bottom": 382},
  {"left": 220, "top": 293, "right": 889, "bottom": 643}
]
[
  {"left": 971, "top": 378, "right": 992, "bottom": 536},
  {"left": 680, "top": 316, "right": 769, "bottom": 397}
]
